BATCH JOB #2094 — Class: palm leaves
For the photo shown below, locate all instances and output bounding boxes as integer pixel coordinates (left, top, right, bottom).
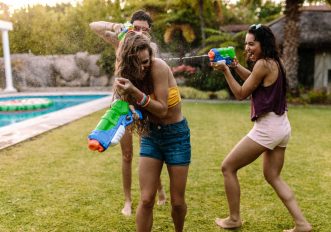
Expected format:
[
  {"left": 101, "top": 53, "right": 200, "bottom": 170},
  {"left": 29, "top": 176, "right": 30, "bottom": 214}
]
[{"left": 164, "top": 24, "right": 196, "bottom": 44}]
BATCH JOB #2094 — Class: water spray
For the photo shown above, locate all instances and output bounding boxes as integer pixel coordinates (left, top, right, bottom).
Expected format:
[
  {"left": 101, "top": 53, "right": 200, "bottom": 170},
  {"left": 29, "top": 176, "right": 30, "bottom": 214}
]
[{"left": 162, "top": 47, "right": 236, "bottom": 66}]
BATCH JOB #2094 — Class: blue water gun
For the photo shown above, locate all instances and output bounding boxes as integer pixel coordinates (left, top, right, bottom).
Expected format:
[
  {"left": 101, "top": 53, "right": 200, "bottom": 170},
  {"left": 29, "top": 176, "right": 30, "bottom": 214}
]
[
  {"left": 208, "top": 46, "right": 236, "bottom": 65},
  {"left": 88, "top": 99, "right": 142, "bottom": 152}
]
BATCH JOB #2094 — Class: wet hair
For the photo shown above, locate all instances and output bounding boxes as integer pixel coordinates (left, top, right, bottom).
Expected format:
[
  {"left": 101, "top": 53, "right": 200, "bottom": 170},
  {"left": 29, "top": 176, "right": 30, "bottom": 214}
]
[
  {"left": 115, "top": 32, "right": 154, "bottom": 94},
  {"left": 247, "top": 24, "right": 287, "bottom": 87},
  {"left": 130, "top": 10, "right": 153, "bottom": 28},
  {"left": 115, "top": 32, "right": 155, "bottom": 134}
]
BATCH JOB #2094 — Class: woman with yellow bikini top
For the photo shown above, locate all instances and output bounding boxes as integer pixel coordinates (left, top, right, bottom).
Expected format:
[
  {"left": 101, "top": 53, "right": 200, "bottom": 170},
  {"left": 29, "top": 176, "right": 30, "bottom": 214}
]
[{"left": 113, "top": 32, "right": 191, "bottom": 232}]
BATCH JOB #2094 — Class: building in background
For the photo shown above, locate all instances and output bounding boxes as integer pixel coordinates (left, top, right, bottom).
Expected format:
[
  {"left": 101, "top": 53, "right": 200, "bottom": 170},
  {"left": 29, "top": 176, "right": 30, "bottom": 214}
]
[{"left": 269, "top": 4, "right": 331, "bottom": 93}]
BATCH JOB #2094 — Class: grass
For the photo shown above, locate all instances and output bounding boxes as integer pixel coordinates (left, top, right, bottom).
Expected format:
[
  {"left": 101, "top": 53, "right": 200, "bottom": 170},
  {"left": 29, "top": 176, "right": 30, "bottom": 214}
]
[{"left": 0, "top": 101, "right": 330, "bottom": 231}]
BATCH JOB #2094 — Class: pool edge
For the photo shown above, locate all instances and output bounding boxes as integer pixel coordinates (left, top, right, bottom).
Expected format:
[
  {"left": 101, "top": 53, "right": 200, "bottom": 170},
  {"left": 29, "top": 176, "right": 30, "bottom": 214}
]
[{"left": 0, "top": 93, "right": 113, "bottom": 150}]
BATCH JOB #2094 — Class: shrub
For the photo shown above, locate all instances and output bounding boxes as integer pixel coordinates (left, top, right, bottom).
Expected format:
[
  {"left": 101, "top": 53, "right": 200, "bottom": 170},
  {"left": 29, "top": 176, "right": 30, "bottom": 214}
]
[
  {"left": 287, "top": 88, "right": 331, "bottom": 105},
  {"left": 179, "top": 86, "right": 229, "bottom": 100},
  {"left": 179, "top": 86, "right": 209, "bottom": 99},
  {"left": 214, "top": 89, "right": 230, "bottom": 100},
  {"left": 97, "top": 47, "right": 116, "bottom": 76},
  {"left": 307, "top": 89, "right": 328, "bottom": 104}
]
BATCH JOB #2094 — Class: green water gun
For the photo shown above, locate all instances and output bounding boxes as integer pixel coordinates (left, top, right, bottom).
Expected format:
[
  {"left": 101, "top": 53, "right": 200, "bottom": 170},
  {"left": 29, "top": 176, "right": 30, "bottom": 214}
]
[
  {"left": 208, "top": 46, "right": 236, "bottom": 65},
  {"left": 88, "top": 99, "right": 142, "bottom": 152},
  {"left": 117, "top": 22, "right": 134, "bottom": 41}
]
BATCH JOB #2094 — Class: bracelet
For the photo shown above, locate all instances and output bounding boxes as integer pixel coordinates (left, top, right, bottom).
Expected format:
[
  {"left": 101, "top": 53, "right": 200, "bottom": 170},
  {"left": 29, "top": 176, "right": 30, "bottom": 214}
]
[
  {"left": 136, "top": 93, "right": 147, "bottom": 106},
  {"left": 141, "top": 95, "right": 151, "bottom": 108}
]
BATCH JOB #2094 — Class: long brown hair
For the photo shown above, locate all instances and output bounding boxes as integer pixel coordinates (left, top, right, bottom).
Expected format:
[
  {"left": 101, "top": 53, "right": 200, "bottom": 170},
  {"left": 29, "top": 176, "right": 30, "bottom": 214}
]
[
  {"left": 115, "top": 32, "right": 155, "bottom": 134},
  {"left": 115, "top": 32, "right": 154, "bottom": 99}
]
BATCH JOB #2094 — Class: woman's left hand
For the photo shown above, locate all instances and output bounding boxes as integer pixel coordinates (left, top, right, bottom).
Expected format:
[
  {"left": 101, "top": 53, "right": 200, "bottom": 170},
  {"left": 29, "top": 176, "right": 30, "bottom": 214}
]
[{"left": 211, "top": 61, "right": 228, "bottom": 72}]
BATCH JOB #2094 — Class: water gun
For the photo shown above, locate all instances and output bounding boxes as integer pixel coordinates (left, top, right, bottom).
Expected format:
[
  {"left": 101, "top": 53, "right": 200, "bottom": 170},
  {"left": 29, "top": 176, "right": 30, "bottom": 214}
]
[
  {"left": 208, "top": 46, "right": 236, "bottom": 65},
  {"left": 118, "top": 22, "right": 134, "bottom": 41},
  {"left": 88, "top": 99, "right": 142, "bottom": 152}
]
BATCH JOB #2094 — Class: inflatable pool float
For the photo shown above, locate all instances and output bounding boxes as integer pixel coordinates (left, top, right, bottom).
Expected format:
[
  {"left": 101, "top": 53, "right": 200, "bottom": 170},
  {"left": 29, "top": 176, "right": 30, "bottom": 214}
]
[{"left": 0, "top": 98, "right": 53, "bottom": 111}]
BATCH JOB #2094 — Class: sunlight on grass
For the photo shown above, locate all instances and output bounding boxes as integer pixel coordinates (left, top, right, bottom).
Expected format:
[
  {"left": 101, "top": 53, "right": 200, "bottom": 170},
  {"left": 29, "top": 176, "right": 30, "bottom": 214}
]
[{"left": 0, "top": 102, "right": 330, "bottom": 231}]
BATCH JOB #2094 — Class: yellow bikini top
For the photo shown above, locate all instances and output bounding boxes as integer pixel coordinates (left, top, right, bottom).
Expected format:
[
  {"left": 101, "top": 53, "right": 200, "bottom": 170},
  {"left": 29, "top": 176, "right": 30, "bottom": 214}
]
[{"left": 150, "top": 86, "right": 181, "bottom": 108}]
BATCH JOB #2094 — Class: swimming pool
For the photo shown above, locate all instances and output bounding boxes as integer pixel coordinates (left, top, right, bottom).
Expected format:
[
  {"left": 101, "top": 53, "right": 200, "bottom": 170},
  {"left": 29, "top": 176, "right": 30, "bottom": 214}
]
[{"left": 0, "top": 94, "right": 110, "bottom": 127}]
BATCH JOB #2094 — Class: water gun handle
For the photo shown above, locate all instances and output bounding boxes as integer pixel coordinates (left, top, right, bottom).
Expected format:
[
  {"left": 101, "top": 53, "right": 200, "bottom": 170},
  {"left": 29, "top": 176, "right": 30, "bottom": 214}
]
[
  {"left": 208, "top": 46, "right": 236, "bottom": 65},
  {"left": 87, "top": 100, "right": 142, "bottom": 152}
]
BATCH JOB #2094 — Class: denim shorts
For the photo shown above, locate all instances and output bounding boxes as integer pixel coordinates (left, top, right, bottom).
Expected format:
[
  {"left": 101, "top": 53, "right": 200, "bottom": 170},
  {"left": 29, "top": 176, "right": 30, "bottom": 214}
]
[{"left": 140, "top": 118, "right": 191, "bottom": 166}]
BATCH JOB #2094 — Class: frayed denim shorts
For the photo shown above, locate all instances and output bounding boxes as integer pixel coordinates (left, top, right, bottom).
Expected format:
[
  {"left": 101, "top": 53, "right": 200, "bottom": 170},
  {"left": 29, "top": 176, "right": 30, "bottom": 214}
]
[{"left": 140, "top": 118, "right": 191, "bottom": 166}]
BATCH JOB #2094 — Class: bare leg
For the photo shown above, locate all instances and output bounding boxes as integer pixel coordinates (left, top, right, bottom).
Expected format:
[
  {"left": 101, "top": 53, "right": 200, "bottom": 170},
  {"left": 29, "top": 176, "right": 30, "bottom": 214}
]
[
  {"left": 263, "top": 147, "right": 312, "bottom": 232},
  {"left": 216, "top": 136, "right": 266, "bottom": 229},
  {"left": 167, "top": 165, "right": 189, "bottom": 232},
  {"left": 120, "top": 130, "right": 133, "bottom": 216},
  {"left": 136, "top": 157, "right": 163, "bottom": 232},
  {"left": 136, "top": 136, "right": 166, "bottom": 206}
]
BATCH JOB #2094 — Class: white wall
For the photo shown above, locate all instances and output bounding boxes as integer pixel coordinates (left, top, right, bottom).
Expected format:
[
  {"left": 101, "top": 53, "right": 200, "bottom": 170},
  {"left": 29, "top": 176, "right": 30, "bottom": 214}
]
[{"left": 314, "top": 52, "right": 331, "bottom": 93}]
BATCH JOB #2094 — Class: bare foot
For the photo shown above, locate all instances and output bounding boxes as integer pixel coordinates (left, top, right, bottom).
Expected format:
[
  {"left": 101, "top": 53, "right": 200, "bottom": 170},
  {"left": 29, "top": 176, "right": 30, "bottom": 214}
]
[
  {"left": 121, "top": 201, "right": 132, "bottom": 216},
  {"left": 283, "top": 223, "right": 312, "bottom": 232},
  {"left": 215, "top": 217, "right": 242, "bottom": 229},
  {"left": 157, "top": 188, "right": 166, "bottom": 206}
]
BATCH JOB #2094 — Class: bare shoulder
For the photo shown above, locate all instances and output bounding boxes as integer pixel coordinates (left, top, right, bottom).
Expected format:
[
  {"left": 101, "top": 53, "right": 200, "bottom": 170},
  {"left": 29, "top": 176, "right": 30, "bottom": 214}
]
[
  {"left": 254, "top": 59, "right": 276, "bottom": 74},
  {"left": 152, "top": 58, "right": 169, "bottom": 69},
  {"left": 151, "top": 58, "right": 172, "bottom": 81},
  {"left": 257, "top": 58, "right": 277, "bottom": 69}
]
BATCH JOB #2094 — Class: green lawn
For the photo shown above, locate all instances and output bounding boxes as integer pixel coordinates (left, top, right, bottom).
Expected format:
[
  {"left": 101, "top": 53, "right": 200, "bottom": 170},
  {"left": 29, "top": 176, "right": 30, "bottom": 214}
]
[{"left": 0, "top": 101, "right": 330, "bottom": 232}]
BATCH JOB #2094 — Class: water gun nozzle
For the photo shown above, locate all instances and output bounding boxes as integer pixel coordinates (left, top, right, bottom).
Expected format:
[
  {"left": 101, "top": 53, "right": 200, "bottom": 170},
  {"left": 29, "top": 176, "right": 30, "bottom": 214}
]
[{"left": 88, "top": 139, "right": 105, "bottom": 152}]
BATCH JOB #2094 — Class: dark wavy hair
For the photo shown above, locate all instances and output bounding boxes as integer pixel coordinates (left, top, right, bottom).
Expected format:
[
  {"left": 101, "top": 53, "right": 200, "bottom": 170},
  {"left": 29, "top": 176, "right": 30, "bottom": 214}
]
[
  {"left": 130, "top": 10, "right": 153, "bottom": 28},
  {"left": 247, "top": 24, "right": 287, "bottom": 87}
]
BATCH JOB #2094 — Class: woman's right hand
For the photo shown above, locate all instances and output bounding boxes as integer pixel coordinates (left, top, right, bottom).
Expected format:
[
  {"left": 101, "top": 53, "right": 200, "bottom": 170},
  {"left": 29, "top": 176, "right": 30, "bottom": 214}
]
[
  {"left": 114, "top": 77, "right": 131, "bottom": 96},
  {"left": 113, "top": 77, "right": 140, "bottom": 98}
]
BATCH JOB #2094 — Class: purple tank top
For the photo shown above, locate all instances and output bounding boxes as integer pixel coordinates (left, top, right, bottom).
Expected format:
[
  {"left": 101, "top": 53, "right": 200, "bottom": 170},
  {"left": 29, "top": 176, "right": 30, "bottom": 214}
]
[{"left": 251, "top": 63, "right": 287, "bottom": 121}]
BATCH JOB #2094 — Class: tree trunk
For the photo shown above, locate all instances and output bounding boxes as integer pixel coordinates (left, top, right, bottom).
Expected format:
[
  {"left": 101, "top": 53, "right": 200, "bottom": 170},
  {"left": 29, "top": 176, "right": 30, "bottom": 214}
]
[
  {"left": 214, "top": 0, "right": 224, "bottom": 24},
  {"left": 282, "top": 0, "right": 303, "bottom": 96},
  {"left": 198, "top": 0, "right": 206, "bottom": 48}
]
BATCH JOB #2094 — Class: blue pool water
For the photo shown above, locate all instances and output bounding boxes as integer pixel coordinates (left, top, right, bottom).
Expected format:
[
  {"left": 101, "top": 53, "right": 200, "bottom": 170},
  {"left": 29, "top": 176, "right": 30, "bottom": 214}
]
[{"left": 0, "top": 94, "right": 109, "bottom": 127}]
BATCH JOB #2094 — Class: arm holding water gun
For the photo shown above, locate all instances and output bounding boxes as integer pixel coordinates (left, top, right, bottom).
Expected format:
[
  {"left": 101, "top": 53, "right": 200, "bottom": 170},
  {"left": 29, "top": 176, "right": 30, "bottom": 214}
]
[
  {"left": 89, "top": 21, "right": 133, "bottom": 48},
  {"left": 88, "top": 99, "right": 143, "bottom": 152},
  {"left": 211, "top": 46, "right": 257, "bottom": 100}
]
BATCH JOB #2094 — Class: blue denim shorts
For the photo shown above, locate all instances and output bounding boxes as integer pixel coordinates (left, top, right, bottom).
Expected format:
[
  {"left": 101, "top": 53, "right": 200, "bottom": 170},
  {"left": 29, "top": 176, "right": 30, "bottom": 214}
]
[{"left": 140, "top": 118, "right": 191, "bottom": 166}]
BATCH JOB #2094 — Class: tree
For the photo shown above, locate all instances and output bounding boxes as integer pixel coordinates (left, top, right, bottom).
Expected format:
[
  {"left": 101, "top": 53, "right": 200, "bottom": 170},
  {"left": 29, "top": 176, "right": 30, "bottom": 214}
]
[
  {"left": 0, "top": 1, "right": 10, "bottom": 20},
  {"left": 198, "top": 0, "right": 206, "bottom": 48},
  {"left": 282, "top": 0, "right": 304, "bottom": 96}
]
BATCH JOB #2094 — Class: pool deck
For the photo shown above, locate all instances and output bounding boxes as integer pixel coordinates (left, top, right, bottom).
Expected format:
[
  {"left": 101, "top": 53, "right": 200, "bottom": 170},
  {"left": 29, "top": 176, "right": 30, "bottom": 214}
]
[{"left": 0, "top": 90, "right": 113, "bottom": 150}]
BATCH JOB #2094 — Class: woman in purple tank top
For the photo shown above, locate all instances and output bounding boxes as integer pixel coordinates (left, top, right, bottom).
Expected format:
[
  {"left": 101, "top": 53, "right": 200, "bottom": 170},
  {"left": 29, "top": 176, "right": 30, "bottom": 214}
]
[{"left": 211, "top": 24, "right": 311, "bottom": 232}]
